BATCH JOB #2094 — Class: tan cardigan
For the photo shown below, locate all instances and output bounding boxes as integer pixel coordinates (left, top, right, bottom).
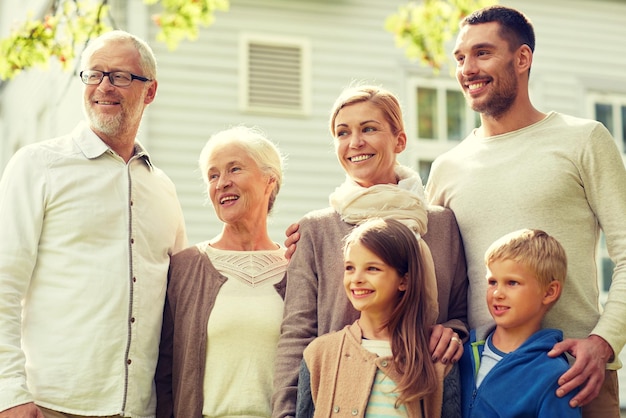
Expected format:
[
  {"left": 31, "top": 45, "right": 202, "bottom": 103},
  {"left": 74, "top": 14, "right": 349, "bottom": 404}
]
[{"left": 303, "top": 322, "right": 450, "bottom": 418}]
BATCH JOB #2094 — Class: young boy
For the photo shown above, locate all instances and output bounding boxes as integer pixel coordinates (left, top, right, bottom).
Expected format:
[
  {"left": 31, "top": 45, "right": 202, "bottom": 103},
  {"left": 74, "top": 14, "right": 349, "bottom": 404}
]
[{"left": 459, "top": 229, "right": 581, "bottom": 417}]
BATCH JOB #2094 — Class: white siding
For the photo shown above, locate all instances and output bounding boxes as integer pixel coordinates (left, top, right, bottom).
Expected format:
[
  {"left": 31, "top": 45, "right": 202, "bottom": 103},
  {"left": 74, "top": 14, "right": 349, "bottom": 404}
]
[
  {"left": 144, "top": 0, "right": 412, "bottom": 244},
  {"left": 510, "top": 0, "right": 626, "bottom": 113}
]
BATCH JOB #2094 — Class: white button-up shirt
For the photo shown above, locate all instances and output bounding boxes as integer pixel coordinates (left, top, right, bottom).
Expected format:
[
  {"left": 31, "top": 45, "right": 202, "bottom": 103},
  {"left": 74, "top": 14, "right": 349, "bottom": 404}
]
[{"left": 0, "top": 122, "right": 187, "bottom": 417}]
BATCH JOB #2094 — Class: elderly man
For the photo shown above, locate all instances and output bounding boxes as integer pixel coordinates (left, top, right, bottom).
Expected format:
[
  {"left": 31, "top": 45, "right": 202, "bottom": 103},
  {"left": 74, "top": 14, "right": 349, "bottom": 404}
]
[{"left": 0, "top": 31, "right": 187, "bottom": 418}]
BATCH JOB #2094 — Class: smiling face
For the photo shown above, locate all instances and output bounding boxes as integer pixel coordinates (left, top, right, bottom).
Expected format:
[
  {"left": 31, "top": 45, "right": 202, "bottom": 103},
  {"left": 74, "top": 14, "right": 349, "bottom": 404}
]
[
  {"left": 82, "top": 39, "right": 156, "bottom": 144},
  {"left": 333, "top": 101, "right": 406, "bottom": 188},
  {"left": 486, "top": 258, "right": 554, "bottom": 336},
  {"left": 206, "top": 143, "right": 274, "bottom": 227},
  {"left": 453, "top": 22, "right": 520, "bottom": 118},
  {"left": 343, "top": 241, "right": 406, "bottom": 322}
]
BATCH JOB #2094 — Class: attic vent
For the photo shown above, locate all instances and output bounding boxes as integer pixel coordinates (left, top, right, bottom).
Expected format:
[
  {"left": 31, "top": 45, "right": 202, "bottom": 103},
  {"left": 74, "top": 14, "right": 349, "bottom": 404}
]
[{"left": 240, "top": 34, "right": 310, "bottom": 116}]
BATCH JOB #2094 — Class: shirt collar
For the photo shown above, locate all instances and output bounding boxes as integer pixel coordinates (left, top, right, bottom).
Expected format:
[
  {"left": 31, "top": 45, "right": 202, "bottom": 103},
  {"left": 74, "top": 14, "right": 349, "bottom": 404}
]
[{"left": 72, "top": 121, "right": 154, "bottom": 170}]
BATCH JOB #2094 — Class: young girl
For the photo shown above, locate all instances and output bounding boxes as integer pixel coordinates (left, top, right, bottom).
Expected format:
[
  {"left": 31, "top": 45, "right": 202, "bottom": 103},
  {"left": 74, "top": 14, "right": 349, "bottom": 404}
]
[{"left": 296, "top": 218, "right": 452, "bottom": 418}]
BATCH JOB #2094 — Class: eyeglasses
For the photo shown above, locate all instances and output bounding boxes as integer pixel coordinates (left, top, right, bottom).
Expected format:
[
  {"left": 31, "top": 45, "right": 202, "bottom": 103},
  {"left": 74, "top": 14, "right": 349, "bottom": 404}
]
[{"left": 79, "top": 70, "right": 152, "bottom": 87}]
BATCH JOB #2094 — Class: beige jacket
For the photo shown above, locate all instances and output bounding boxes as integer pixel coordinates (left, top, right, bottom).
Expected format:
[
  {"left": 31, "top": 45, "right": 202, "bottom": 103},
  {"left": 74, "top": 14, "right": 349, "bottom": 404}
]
[{"left": 302, "top": 322, "right": 450, "bottom": 418}]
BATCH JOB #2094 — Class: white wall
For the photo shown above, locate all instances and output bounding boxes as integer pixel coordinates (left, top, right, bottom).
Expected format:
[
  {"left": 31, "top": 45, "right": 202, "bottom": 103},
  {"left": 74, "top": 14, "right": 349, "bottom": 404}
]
[{"left": 144, "top": 0, "right": 412, "bottom": 245}]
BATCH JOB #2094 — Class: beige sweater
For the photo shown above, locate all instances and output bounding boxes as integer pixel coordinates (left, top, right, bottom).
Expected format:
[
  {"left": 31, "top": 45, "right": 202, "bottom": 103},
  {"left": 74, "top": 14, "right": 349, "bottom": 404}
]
[{"left": 427, "top": 112, "right": 626, "bottom": 369}]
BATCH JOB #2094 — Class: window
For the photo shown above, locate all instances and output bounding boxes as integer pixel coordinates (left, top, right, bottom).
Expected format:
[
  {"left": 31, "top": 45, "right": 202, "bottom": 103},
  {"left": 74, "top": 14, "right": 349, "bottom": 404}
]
[
  {"left": 589, "top": 93, "right": 626, "bottom": 154},
  {"left": 406, "top": 78, "right": 478, "bottom": 182},
  {"left": 598, "top": 234, "right": 614, "bottom": 306},
  {"left": 239, "top": 33, "right": 310, "bottom": 116}
]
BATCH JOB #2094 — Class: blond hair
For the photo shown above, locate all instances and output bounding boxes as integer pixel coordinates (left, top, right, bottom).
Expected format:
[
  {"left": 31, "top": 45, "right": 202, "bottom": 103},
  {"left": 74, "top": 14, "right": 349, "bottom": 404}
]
[
  {"left": 485, "top": 229, "right": 567, "bottom": 299},
  {"left": 329, "top": 84, "right": 405, "bottom": 138}
]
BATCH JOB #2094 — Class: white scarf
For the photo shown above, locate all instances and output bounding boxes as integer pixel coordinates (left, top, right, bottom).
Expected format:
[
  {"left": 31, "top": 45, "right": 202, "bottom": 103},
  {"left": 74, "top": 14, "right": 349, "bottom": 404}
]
[
  {"left": 329, "top": 164, "right": 439, "bottom": 325},
  {"left": 329, "top": 164, "right": 428, "bottom": 235}
]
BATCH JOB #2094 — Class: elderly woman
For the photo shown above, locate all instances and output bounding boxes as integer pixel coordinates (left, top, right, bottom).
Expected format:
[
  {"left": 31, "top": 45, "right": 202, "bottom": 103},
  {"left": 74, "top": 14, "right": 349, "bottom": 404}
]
[
  {"left": 272, "top": 85, "right": 468, "bottom": 418},
  {"left": 156, "top": 126, "right": 287, "bottom": 418}
]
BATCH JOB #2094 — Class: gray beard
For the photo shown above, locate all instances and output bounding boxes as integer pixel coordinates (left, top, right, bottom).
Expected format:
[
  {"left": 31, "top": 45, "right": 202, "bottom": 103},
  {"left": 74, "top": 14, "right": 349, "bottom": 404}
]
[{"left": 90, "top": 112, "right": 124, "bottom": 137}]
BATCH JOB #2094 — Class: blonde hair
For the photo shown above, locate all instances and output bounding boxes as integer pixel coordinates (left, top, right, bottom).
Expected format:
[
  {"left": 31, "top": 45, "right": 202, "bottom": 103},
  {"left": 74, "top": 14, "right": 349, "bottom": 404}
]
[
  {"left": 329, "top": 84, "right": 405, "bottom": 138},
  {"left": 485, "top": 229, "right": 567, "bottom": 297}
]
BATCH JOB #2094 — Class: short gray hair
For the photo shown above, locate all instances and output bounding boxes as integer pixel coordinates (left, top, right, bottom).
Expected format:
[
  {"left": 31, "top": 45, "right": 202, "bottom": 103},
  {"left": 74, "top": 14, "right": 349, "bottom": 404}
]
[
  {"left": 199, "top": 126, "right": 285, "bottom": 213},
  {"left": 80, "top": 30, "right": 157, "bottom": 80}
]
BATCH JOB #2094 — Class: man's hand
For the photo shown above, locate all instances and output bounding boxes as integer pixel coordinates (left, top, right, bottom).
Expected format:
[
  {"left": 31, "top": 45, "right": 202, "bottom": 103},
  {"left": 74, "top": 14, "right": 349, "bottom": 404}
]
[
  {"left": 429, "top": 324, "right": 463, "bottom": 364},
  {"left": 548, "top": 334, "right": 614, "bottom": 407},
  {"left": 283, "top": 223, "right": 300, "bottom": 260},
  {"left": 0, "top": 403, "right": 44, "bottom": 418}
]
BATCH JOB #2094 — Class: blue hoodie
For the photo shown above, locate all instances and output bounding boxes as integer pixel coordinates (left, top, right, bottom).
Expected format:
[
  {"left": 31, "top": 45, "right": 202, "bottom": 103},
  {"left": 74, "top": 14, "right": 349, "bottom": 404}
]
[{"left": 459, "top": 326, "right": 581, "bottom": 418}]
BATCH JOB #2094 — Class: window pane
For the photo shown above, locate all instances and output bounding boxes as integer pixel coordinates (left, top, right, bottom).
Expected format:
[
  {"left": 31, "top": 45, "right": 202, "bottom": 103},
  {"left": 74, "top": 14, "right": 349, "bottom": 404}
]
[
  {"left": 446, "top": 90, "right": 465, "bottom": 141},
  {"left": 602, "top": 257, "right": 614, "bottom": 292},
  {"left": 595, "top": 103, "right": 614, "bottom": 135},
  {"left": 417, "top": 87, "right": 437, "bottom": 139}
]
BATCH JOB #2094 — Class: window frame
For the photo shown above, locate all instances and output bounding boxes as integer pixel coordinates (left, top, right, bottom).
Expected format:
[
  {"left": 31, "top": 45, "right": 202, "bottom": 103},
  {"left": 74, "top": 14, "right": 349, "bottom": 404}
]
[
  {"left": 405, "top": 77, "right": 478, "bottom": 182},
  {"left": 587, "top": 92, "right": 626, "bottom": 155}
]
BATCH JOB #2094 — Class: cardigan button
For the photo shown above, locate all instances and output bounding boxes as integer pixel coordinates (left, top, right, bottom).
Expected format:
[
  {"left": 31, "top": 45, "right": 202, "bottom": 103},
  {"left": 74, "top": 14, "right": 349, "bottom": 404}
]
[
  {"left": 333, "top": 406, "right": 340, "bottom": 413},
  {"left": 351, "top": 408, "right": 358, "bottom": 415},
  {"left": 381, "top": 360, "right": 388, "bottom": 367}
]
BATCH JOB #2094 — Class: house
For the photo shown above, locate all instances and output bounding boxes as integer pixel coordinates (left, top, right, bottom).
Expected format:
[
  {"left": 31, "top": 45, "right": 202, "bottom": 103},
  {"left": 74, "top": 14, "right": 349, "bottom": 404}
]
[{"left": 1, "top": 0, "right": 626, "bottom": 404}]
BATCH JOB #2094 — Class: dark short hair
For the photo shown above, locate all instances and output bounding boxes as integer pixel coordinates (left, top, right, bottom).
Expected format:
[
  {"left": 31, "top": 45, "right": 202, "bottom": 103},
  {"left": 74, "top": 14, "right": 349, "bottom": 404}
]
[{"left": 461, "top": 5, "right": 535, "bottom": 53}]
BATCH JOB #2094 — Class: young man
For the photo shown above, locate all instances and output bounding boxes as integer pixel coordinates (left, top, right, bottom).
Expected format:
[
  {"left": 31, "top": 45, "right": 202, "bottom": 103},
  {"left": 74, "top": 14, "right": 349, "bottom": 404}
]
[
  {"left": 426, "top": 6, "right": 626, "bottom": 418},
  {"left": 459, "top": 229, "right": 581, "bottom": 417},
  {"left": 0, "top": 31, "right": 187, "bottom": 418}
]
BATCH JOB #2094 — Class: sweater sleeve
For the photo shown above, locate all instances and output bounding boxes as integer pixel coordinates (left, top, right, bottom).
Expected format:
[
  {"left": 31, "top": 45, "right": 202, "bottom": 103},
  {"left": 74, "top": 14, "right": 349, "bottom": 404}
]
[
  {"left": 424, "top": 207, "right": 469, "bottom": 340},
  {"left": 272, "top": 218, "right": 321, "bottom": 418},
  {"left": 582, "top": 123, "right": 626, "bottom": 362},
  {"left": 441, "top": 210, "right": 469, "bottom": 340}
]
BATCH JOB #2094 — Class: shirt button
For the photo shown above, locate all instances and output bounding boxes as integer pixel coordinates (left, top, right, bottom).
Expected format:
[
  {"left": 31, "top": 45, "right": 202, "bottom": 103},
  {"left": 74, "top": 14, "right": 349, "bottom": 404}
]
[
  {"left": 130, "top": 317, "right": 135, "bottom": 323},
  {"left": 132, "top": 276, "right": 137, "bottom": 282},
  {"left": 333, "top": 406, "right": 340, "bottom": 413},
  {"left": 130, "top": 238, "right": 135, "bottom": 244},
  {"left": 381, "top": 360, "right": 388, "bottom": 367},
  {"left": 127, "top": 359, "right": 132, "bottom": 365}
]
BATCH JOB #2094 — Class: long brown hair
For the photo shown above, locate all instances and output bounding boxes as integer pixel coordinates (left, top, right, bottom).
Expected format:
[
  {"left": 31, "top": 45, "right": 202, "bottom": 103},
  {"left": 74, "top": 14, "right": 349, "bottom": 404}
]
[{"left": 343, "top": 218, "right": 438, "bottom": 406}]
